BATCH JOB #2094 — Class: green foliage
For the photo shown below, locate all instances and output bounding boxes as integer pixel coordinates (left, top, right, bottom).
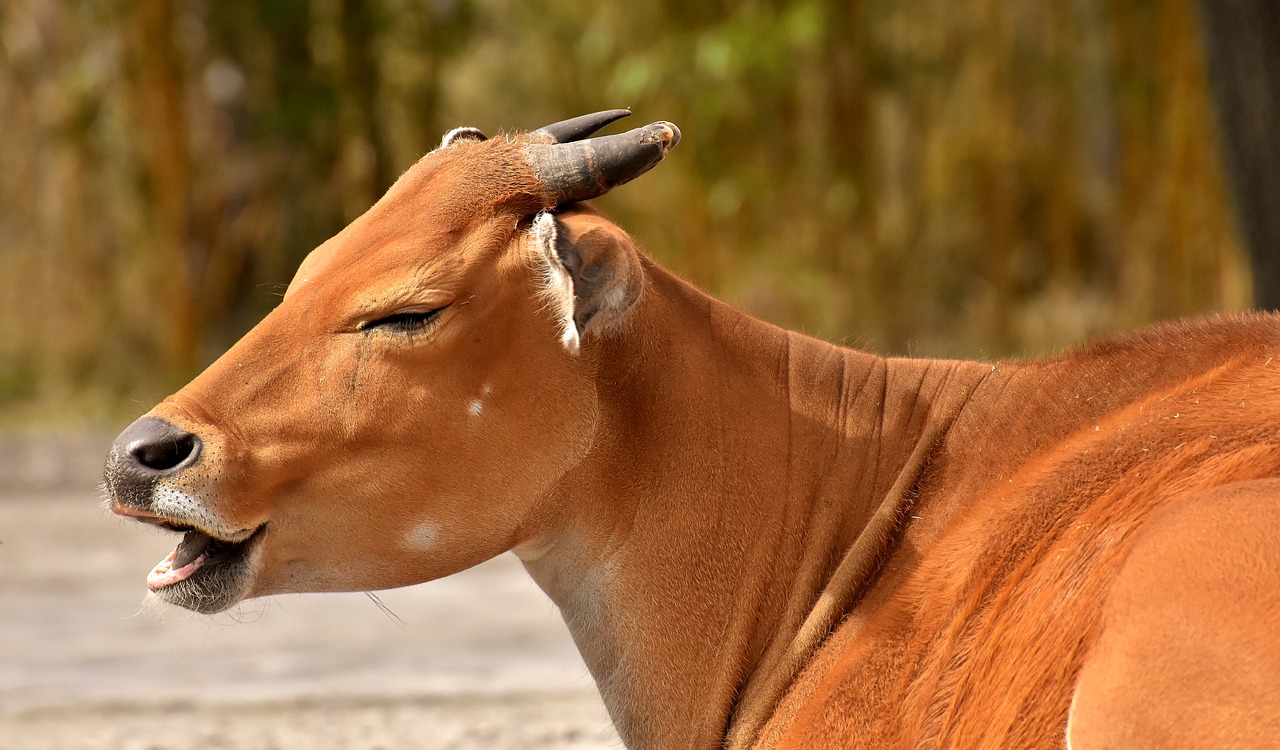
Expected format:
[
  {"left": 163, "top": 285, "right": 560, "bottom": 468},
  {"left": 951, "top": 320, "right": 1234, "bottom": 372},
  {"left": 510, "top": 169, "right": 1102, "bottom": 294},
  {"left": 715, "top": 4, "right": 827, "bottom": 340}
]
[{"left": 0, "top": 0, "right": 1248, "bottom": 424}]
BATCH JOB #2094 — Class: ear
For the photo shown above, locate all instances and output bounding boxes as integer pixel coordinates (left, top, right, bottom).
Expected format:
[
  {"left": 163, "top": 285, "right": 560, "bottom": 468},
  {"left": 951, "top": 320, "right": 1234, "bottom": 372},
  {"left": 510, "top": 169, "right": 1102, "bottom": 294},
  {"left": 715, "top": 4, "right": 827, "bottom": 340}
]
[
  {"left": 439, "top": 126, "right": 488, "bottom": 149},
  {"left": 530, "top": 208, "right": 644, "bottom": 355}
]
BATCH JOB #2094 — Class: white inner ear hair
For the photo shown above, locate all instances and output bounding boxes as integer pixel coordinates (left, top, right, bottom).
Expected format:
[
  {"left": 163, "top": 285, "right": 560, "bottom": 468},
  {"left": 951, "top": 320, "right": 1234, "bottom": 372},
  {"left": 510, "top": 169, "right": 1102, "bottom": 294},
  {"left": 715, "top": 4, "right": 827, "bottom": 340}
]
[
  {"left": 437, "top": 126, "right": 486, "bottom": 150},
  {"left": 531, "top": 211, "right": 581, "bottom": 356}
]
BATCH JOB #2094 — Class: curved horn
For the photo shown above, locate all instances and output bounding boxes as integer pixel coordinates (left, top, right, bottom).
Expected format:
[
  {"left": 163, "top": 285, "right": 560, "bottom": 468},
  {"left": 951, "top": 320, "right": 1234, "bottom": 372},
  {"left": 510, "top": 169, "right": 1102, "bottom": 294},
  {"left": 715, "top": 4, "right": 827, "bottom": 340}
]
[
  {"left": 529, "top": 109, "right": 632, "bottom": 144},
  {"left": 525, "top": 120, "right": 681, "bottom": 205}
]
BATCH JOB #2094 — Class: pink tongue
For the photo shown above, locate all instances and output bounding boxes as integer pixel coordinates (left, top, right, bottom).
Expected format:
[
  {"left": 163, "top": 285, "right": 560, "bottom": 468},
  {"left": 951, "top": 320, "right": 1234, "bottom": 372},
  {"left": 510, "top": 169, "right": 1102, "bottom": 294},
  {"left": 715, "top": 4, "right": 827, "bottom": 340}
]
[{"left": 147, "top": 547, "right": 207, "bottom": 590}]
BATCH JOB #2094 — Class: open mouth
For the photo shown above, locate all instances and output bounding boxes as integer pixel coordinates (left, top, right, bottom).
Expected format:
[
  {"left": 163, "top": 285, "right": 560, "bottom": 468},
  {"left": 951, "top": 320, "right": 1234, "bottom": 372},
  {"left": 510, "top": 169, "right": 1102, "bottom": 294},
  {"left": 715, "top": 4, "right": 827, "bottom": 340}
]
[
  {"left": 147, "top": 522, "right": 261, "bottom": 588},
  {"left": 135, "top": 517, "right": 266, "bottom": 612}
]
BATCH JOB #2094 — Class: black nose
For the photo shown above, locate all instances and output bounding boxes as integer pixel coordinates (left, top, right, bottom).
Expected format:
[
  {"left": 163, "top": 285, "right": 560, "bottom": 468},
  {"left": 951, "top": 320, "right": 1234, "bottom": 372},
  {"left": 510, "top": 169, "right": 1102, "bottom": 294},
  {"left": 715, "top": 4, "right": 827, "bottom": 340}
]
[{"left": 113, "top": 417, "right": 202, "bottom": 474}]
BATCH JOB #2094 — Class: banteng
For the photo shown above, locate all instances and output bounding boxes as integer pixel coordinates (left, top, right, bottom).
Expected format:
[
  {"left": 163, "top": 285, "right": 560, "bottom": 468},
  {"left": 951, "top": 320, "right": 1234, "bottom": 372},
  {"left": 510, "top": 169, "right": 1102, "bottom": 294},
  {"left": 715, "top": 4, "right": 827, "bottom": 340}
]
[{"left": 105, "top": 111, "right": 1280, "bottom": 748}]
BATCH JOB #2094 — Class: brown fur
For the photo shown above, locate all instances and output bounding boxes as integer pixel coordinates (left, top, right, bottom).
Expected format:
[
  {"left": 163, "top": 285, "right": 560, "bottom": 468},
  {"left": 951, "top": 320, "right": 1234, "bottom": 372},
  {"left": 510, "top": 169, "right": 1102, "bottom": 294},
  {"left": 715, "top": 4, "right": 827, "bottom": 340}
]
[{"left": 118, "top": 132, "right": 1280, "bottom": 748}]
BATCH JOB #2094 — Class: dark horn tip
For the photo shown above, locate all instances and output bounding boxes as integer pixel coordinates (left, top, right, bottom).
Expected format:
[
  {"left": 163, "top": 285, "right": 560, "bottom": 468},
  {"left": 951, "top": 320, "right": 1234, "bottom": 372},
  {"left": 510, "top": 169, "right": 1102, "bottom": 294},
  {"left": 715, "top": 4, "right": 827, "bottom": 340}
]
[{"left": 532, "top": 109, "right": 633, "bottom": 144}]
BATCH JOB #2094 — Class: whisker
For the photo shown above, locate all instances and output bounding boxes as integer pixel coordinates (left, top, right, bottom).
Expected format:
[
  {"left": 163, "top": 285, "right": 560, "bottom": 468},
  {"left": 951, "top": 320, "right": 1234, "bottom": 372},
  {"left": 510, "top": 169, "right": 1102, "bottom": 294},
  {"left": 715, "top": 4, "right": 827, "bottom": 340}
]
[{"left": 365, "top": 591, "right": 407, "bottom": 630}]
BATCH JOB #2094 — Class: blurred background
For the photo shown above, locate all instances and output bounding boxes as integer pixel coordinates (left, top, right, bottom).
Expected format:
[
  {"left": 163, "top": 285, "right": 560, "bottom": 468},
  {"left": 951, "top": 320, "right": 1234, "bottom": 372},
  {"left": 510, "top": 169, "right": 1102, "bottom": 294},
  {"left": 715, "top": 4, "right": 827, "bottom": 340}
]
[{"left": 2, "top": 0, "right": 1276, "bottom": 427}]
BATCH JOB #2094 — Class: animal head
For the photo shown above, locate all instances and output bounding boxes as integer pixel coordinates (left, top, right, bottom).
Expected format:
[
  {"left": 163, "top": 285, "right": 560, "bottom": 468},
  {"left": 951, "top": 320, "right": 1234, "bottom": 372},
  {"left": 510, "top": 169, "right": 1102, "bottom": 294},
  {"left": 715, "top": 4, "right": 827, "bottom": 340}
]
[{"left": 103, "top": 111, "right": 680, "bottom": 612}]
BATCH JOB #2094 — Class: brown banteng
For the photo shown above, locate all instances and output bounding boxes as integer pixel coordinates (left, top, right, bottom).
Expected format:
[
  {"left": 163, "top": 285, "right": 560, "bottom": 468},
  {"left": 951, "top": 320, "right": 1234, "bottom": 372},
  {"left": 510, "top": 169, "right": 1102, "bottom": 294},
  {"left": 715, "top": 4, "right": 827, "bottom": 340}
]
[{"left": 104, "top": 111, "right": 1280, "bottom": 748}]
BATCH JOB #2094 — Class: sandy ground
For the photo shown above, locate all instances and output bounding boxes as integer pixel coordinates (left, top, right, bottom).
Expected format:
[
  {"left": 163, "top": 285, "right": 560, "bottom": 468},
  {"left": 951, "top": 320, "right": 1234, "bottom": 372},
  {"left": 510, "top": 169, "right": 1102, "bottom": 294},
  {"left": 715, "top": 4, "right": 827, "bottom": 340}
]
[{"left": 0, "top": 433, "right": 619, "bottom": 749}]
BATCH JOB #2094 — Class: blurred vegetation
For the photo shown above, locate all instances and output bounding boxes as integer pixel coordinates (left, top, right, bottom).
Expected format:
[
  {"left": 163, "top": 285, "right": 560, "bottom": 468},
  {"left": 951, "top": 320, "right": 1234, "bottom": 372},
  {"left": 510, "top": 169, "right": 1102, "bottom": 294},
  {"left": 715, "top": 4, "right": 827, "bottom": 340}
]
[{"left": 0, "top": 0, "right": 1249, "bottom": 425}]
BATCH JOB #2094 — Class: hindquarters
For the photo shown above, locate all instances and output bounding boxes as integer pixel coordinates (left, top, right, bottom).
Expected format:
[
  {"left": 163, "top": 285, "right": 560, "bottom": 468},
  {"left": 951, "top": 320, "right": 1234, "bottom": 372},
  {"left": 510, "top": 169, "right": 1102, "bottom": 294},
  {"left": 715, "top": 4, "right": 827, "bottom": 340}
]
[{"left": 1067, "top": 479, "right": 1280, "bottom": 748}]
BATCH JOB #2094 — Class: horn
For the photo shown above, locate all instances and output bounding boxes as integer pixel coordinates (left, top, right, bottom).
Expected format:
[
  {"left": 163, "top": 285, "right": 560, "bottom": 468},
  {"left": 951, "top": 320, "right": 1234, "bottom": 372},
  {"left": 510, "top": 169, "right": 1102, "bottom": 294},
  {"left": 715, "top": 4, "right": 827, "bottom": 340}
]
[
  {"left": 529, "top": 109, "right": 633, "bottom": 144},
  {"left": 525, "top": 120, "right": 682, "bottom": 205}
]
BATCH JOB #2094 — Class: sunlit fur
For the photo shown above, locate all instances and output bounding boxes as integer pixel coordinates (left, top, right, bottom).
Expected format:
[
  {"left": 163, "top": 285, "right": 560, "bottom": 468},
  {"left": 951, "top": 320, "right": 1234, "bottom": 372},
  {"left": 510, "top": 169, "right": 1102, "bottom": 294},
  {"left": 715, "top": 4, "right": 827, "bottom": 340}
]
[{"left": 128, "top": 128, "right": 1280, "bottom": 748}]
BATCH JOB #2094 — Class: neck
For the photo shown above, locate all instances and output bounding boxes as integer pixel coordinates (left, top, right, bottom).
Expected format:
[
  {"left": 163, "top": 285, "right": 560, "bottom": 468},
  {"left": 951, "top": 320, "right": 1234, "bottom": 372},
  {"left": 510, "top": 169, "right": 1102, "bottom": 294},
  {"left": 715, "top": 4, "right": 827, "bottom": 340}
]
[{"left": 519, "top": 261, "right": 990, "bottom": 748}]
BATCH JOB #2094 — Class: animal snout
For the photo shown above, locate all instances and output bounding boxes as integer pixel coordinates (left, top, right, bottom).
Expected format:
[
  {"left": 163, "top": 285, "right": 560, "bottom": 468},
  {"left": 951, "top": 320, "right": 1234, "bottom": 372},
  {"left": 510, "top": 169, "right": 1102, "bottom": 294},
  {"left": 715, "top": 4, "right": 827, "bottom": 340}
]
[{"left": 112, "top": 417, "right": 202, "bottom": 476}]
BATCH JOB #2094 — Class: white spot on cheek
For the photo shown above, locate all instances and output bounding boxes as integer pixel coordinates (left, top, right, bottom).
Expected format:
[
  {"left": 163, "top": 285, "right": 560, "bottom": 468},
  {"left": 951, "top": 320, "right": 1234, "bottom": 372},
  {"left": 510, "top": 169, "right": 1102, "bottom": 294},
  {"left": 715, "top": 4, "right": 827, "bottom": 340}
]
[
  {"left": 405, "top": 520, "right": 440, "bottom": 551},
  {"left": 468, "top": 399, "right": 484, "bottom": 417}
]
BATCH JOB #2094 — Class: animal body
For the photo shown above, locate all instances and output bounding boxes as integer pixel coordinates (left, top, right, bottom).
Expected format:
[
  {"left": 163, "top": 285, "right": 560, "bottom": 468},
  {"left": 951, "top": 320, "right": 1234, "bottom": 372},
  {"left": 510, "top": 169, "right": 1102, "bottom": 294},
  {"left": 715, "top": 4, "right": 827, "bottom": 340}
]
[{"left": 104, "top": 111, "right": 1280, "bottom": 748}]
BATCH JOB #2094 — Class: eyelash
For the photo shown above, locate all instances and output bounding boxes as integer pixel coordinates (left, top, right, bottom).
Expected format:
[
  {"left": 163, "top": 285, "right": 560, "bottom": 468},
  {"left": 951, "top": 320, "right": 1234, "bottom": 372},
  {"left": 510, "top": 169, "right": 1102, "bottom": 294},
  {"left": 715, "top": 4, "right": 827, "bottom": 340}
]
[{"left": 362, "top": 308, "right": 445, "bottom": 335}]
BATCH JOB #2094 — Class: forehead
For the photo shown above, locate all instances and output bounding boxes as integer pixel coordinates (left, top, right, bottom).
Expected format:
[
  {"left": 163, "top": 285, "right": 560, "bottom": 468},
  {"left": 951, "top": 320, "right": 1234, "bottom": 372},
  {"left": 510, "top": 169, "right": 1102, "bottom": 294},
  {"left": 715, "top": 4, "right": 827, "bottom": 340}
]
[{"left": 286, "top": 138, "right": 541, "bottom": 300}]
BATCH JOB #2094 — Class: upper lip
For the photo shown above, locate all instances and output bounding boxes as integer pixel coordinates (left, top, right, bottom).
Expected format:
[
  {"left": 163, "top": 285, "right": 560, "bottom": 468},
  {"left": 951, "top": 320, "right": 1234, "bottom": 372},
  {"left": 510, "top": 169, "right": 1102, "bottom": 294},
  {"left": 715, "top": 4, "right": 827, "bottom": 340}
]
[{"left": 111, "top": 502, "right": 258, "bottom": 543}]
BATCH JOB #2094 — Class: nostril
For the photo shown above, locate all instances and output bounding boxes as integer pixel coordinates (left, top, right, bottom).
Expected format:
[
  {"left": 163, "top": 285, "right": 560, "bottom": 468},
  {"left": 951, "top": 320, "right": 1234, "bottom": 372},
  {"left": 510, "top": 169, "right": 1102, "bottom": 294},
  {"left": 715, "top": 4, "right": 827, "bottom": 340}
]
[
  {"left": 129, "top": 432, "right": 198, "bottom": 471},
  {"left": 113, "top": 417, "right": 202, "bottom": 475}
]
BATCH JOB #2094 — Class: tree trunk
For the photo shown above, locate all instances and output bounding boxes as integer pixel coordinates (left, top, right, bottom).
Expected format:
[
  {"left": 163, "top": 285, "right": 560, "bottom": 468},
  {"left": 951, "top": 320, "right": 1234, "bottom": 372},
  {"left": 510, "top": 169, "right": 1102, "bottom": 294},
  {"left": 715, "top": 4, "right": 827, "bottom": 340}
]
[
  {"left": 131, "top": 0, "right": 198, "bottom": 375},
  {"left": 1196, "top": 0, "right": 1280, "bottom": 309}
]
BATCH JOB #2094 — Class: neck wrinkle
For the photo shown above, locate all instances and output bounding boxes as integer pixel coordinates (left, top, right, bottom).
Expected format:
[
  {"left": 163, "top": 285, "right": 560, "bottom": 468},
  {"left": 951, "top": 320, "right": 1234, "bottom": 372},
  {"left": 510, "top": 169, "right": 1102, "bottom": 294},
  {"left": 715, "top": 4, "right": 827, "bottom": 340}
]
[
  {"left": 724, "top": 354, "right": 990, "bottom": 748},
  {"left": 523, "top": 262, "right": 983, "bottom": 749}
]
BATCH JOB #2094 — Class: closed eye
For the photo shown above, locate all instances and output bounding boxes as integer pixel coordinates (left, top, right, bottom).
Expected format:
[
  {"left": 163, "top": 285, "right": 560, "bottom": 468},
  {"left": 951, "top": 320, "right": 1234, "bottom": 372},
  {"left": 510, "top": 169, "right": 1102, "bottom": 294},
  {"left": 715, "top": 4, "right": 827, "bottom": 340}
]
[{"left": 361, "top": 307, "right": 445, "bottom": 335}]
